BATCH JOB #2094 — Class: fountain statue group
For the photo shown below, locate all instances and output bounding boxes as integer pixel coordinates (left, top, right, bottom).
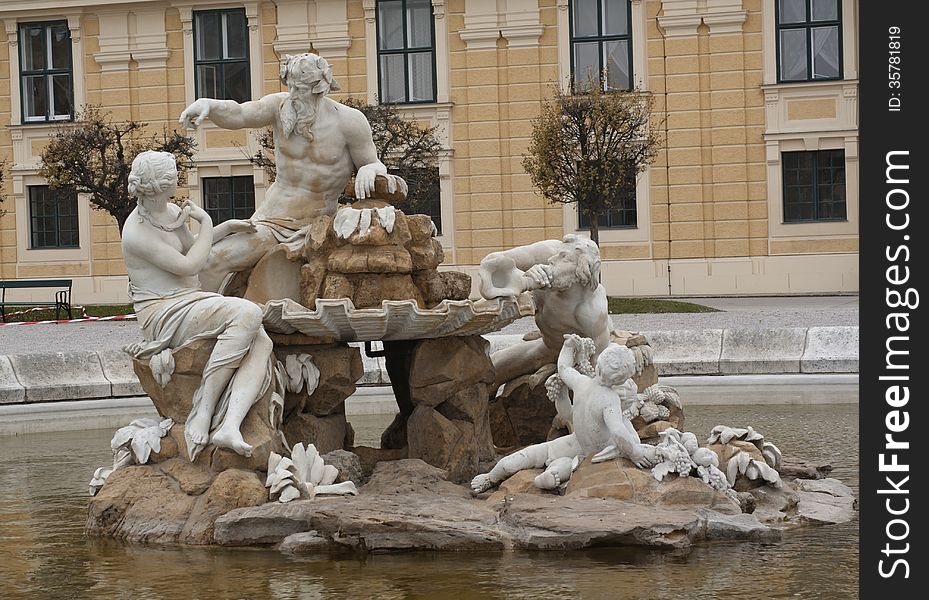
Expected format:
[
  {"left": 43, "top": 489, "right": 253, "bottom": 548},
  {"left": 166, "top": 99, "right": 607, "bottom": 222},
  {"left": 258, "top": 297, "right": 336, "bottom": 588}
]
[{"left": 84, "top": 52, "right": 853, "bottom": 551}]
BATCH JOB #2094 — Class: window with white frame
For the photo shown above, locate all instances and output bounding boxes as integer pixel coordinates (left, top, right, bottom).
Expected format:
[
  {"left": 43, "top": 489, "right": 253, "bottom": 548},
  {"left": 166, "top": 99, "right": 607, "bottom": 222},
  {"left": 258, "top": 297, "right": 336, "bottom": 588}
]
[
  {"left": 776, "top": 0, "right": 842, "bottom": 82},
  {"left": 202, "top": 176, "right": 255, "bottom": 224},
  {"left": 19, "top": 21, "right": 73, "bottom": 123},
  {"left": 376, "top": 0, "right": 436, "bottom": 104},
  {"left": 29, "top": 185, "right": 79, "bottom": 249},
  {"left": 570, "top": 0, "right": 633, "bottom": 91},
  {"left": 194, "top": 8, "right": 250, "bottom": 102}
]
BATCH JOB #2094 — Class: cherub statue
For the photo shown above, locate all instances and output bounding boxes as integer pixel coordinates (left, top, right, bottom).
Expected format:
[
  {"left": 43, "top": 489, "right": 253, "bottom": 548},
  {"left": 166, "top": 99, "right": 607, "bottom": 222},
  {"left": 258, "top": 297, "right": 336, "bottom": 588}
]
[
  {"left": 471, "top": 334, "right": 658, "bottom": 493},
  {"left": 121, "top": 151, "right": 274, "bottom": 461}
]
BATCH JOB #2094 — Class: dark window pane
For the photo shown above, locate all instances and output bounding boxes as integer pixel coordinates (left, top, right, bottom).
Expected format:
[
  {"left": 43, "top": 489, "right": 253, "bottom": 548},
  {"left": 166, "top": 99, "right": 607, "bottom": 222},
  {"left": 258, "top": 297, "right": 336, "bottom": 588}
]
[
  {"left": 196, "top": 64, "right": 222, "bottom": 99},
  {"left": 225, "top": 11, "right": 248, "bottom": 59},
  {"left": 779, "top": 0, "right": 807, "bottom": 24},
  {"left": 23, "top": 75, "right": 47, "bottom": 120},
  {"left": 380, "top": 53, "right": 407, "bottom": 102},
  {"left": 604, "top": 40, "right": 630, "bottom": 90},
  {"left": 408, "top": 51, "right": 434, "bottom": 102},
  {"left": 573, "top": 41, "right": 600, "bottom": 90},
  {"left": 49, "top": 24, "right": 70, "bottom": 69},
  {"left": 203, "top": 177, "right": 254, "bottom": 224},
  {"left": 50, "top": 74, "right": 73, "bottom": 118},
  {"left": 378, "top": 1, "right": 404, "bottom": 50},
  {"left": 224, "top": 61, "right": 250, "bottom": 102},
  {"left": 21, "top": 25, "right": 45, "bottom": 71},
  {"left": 779, "top": 29, "right": 809, "bottom": 80},
  {"left": 195, "top": 12, "right": 222, "bottom": 60},
  {"left": 811, "top": 26, "right": 840, "bottom": 79},
  {"left": 602, "top": 0, "right": 629, "bottom": 36},
  {"left": 811, "top": 0, "right": 838, "bottom": 21},
  {"left": 573, "top": 0, "right": 599, "bottom": 37},
  {"left": 406, "top": 0, "right": 432, "bottom": 48}
]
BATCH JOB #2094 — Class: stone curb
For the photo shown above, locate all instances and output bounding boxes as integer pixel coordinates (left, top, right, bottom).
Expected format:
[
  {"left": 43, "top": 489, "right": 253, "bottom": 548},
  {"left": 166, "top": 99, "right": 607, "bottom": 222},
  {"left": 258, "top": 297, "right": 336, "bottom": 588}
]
[{"left": 0, "top": 327, "right": 858, "bottom": 406}]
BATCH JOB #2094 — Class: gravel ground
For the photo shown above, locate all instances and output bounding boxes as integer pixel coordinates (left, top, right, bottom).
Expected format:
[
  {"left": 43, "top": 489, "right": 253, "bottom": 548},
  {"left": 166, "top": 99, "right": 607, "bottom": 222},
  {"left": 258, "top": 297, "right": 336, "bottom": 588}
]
[{"left": 0, "top": 295, "right": 858, "bottom": 356}]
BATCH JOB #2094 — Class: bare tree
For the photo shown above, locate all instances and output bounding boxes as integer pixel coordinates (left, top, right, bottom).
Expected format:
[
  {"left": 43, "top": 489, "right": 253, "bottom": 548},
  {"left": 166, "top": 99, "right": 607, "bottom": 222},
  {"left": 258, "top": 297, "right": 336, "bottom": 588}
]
[
  {"left": 38, "top": 106, "right": 197, "bottom": 235},
  {"left": 0, "top": 158, "right": 8, "bottom": 218},
  {"left": 521, "top": 77, "right": 662, "bottom": 245},
  {"left": 247, "top": 98, "right": 443, "bottom": 216}
]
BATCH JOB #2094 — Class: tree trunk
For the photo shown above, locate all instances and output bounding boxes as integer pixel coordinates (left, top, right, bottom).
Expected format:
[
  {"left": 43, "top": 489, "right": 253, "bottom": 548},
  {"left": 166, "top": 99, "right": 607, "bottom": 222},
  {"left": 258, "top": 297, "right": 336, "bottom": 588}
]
[{"left": 589, "top": 213, "right": 600, "bottom": 246}]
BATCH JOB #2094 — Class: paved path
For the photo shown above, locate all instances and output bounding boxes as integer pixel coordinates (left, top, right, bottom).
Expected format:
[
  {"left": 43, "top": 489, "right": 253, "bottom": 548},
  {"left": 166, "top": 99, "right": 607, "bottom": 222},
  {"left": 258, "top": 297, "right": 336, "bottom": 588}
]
[{"left": 0, "top": 295, "right": 859, "bottom": 356}]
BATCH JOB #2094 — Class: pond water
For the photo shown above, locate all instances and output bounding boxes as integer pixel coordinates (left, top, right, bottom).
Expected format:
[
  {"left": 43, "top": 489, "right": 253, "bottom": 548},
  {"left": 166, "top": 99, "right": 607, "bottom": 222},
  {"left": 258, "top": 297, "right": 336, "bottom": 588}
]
[{"left": 0, "top": 402, "right": 858, "bottom": 600}]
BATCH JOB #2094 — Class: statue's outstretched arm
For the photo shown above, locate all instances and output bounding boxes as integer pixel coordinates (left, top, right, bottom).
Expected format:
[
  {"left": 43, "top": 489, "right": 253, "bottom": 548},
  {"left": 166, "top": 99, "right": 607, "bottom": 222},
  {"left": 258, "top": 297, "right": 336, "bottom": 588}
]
[{"left": 180, "top": 93, "right": 284, "bottom": 130}]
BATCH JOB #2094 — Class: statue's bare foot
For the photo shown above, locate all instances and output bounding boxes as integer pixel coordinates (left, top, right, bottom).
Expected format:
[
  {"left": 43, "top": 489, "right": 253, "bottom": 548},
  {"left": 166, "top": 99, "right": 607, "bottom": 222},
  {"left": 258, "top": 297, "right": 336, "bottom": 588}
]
[
  {"left": 184, "top": 411, "right": 212, "bottom": 461},
  {"left": 471, "top": 473, "right": 495, "bottom": 494},
  {"left": 534, "top": 471, "right": 560, "bottom": 490},
  {"left": 211, "top": 427, "right": 254, "bottom": 457}
]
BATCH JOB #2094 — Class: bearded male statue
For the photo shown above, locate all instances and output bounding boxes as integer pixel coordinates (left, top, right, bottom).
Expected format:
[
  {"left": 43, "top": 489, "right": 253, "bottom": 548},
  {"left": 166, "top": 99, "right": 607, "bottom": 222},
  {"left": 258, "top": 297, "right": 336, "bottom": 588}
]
[
  {"left": 179, "top": 53, "right": 406, "bottom": 292},
  {"left": 478, "top": 234, "right": 612, "bottom": 389}
]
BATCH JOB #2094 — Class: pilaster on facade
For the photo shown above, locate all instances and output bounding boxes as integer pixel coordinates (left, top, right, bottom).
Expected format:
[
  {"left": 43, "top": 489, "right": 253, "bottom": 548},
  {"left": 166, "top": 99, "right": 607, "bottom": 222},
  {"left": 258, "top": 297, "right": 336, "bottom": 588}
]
[{"left": 657, "top": 0, "right": 746, "bottom": 37}]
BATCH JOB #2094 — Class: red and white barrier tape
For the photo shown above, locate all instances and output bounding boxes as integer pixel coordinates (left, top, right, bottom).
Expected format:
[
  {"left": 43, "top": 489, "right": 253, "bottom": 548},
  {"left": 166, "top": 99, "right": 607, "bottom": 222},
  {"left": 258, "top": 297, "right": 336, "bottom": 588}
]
[{"left": 0, "top": 305, "right": 136, "bottom": 326}]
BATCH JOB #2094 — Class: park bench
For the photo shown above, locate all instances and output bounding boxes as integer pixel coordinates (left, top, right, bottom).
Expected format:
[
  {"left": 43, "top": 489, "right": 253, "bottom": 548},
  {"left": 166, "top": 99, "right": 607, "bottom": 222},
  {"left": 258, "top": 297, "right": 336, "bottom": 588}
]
[{"left": 0, "top": 279, "right": 73, "bottom": 322}]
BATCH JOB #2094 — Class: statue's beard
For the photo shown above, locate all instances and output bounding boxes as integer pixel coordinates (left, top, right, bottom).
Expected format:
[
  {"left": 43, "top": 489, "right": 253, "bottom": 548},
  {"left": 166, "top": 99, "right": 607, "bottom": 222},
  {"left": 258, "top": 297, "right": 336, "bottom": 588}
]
[
  {"left": 549, "top": 259, "right": 579, "bottom": 291},
  {"left": 281, "top": 94, "right": 318, "bottom": 141}
]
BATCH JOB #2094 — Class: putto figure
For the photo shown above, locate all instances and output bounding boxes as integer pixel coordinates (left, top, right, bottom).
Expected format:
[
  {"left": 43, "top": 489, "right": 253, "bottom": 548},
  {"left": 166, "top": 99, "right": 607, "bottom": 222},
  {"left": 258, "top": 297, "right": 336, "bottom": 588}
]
[
  {"left": 178, "top": 53, "right": 406, "bottom": 291},
  {"left": 471, "top": 334, "right": 658, "bottom": 493},
  {"left": 121, "top": 150, "right": 274, "bottom": 461}
]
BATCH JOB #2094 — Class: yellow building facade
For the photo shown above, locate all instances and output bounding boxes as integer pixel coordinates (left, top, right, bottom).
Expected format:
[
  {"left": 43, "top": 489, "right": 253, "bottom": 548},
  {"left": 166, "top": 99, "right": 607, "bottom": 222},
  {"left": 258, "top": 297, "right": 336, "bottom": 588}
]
[{"left": 0, "top": 0, "right": 858, "bottom": 304}]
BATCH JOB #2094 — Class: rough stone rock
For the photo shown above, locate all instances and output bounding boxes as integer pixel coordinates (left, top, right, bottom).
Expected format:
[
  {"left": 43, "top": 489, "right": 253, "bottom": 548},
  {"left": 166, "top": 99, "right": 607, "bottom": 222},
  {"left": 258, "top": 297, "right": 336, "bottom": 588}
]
[
  {"left": 157, "top": 458, "right": 214, "bottom": 495},
  {"left": 487, "top": 469, "right": 546, "bottom": 503},
  {"left": 409, "top": 336, "right": 494, "bottom": 406},
  {"left": 778, "top": 456, "right": 833, "bottom": 480},
  {"left": 87, "top": 466, "right": 196, "bottom": 543},
  {"left": 305, "top": 215, "right": 336, "bottom": 253},
  {"left": 348, "top": 273, "right": 424, "bottom": 308},
  {"left": 274, "top": 344, "right": 362, "bottom": 416},
  {"left": 697, "top": 509, "right": 782, "bottom": 541},
  {"left": 321, "top": 273, "right": 354, "bottom": 300},
  {"left": 244, "top": 246, "right": 303, "bottom": 305},
  {"left": 407, "top": 405, "right": 477, "bottom": 482},
  {"left": 707, "top": 440, "right": 770, "bottom": 490},
  {"left": 405, "top": 214, "right": 436, "bottom": 243},
  {"left": 748, "top": 483, "right": 798, "bottom": 523},
  {"left": 326, "top": 245, "right": 413, "bottom": 274},
  {"left": 635, "top": 420, "right": 674, "bottom": 442},
  {"left": 282, "top": 411, "right": 349, "bottom": 454},
  {"left": 361, "top": 459, "right": 471, "bottom": 498},
  {"left": 407, "top": 239, "right": 444, "bottom": 271},
  {"left": 437, "top": 384, "right": 495, "bottom": 461},
  {"left": 412, "top": 270, "right": 472, "bottom": 305},
  {"left": 133, "top": 340, "right": 284, "bottom": 473},
  {"left": 625, "top": 334, "right": 648, "bottom": 347},
  {"left": 279, "top": 531, "right": 333, "bottom": 554},
  {"left": 564, "top": 457, "right": 740, "bottom": 512},
  {"left": 299, "top": 257, "right": 328, "bottom": 310},
  {"left": 632, "top": 363, "right": 659, "bottom": 392},
  {"left": 348, "top": 446, "right": 409, "bottom": 476},
  {"left": 321, "top": 449, "right": 364, "bottom": 485},
  {"left": 792, "top": 477, "right": 856, "bottom": 525},
  {"left": 489, "top": 364, "right": 558, "bottom": 448},
  {"left": 342, "top": 175, "right": 408, "bottom": 204},
  {"left": 182, "top": 469, "right": 268, "bottom": 544}
]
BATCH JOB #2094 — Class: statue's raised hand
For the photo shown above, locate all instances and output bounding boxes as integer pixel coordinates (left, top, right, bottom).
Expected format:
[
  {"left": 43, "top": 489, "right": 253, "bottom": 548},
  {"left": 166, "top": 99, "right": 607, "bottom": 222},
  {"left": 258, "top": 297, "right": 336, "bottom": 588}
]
[
  {"left": 179, "top": 99, "right": 213, "bottom": 129},
  {"left": 523, "top": 264, "right": 553, "bottom": 289},
  {"left": 181, "top": 199, "right": 211, "bottom": 226}
]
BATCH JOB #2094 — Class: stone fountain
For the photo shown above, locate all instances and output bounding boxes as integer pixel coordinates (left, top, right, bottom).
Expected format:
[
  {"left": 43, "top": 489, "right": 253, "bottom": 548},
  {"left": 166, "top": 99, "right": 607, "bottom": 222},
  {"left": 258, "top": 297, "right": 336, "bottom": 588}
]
[{"left": 85, "top": 53, "right": 855, "bottom": 552}]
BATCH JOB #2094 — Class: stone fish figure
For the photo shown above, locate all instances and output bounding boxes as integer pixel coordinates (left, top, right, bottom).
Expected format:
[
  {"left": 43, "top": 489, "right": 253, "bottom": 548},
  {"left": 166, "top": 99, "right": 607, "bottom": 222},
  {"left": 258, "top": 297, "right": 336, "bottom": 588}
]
[
  {"left": 178, "top": 52, "right": 406, "bottom": 293},
  {"left": 471, "top": 334, "right": 659, "bottom": 493},
  {"left": 121, "top": 151, "right": 274, "bottom": 461}
]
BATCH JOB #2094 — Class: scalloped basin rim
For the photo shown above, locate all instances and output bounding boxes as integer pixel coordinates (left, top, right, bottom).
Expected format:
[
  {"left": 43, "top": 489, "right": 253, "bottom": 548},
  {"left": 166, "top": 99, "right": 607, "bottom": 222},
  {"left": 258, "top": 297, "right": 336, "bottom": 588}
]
[{"left": 261, "top": 295, "right": 535, "bottom": 342}]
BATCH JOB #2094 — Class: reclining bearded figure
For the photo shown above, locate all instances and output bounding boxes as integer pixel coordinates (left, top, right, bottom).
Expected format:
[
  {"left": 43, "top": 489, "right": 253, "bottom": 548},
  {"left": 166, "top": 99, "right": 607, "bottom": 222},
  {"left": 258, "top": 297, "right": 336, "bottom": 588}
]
[{"left": 178, "top": 52, "right": 407, "bottom": 293}]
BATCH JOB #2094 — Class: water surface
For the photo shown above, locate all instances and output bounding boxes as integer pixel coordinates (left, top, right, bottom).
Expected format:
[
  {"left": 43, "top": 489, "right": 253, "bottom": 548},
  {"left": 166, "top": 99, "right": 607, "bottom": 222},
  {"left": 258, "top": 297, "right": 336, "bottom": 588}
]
[{"left": 0, "top": 402, "right": 858, "bottom": 599}]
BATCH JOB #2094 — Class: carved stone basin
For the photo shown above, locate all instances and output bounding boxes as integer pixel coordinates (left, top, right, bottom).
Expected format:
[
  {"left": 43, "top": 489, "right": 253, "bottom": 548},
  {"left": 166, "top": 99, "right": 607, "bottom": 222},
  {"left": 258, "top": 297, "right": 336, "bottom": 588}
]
[{"left": 261, "top": 295, "right": 534, "bottom": 342}]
